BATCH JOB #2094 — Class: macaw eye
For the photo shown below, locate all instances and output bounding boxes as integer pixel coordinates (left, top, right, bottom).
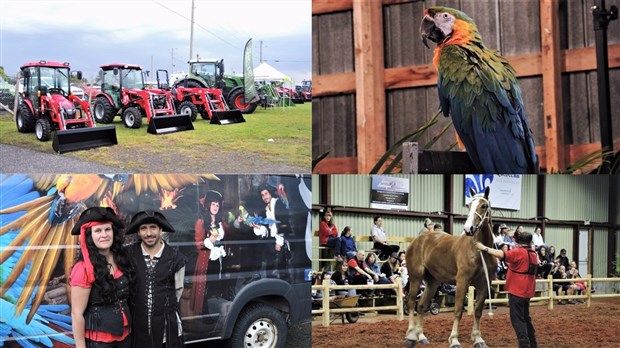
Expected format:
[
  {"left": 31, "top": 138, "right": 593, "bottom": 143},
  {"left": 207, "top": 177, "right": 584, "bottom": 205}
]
[{"left": 443, "top": 13, "right": 448, "bottom": 18}]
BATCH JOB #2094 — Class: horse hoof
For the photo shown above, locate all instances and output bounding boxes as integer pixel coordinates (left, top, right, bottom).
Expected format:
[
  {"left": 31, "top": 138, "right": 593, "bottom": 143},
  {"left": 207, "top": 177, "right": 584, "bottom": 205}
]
[
  {"left": 449, "top": 345, "right": 461, "bottom": 348},
  {"left": 403, "top": 339, "right": 416, "bottom": 348},
  {"left": 474, "top": 343, "right": 488, "bottom": 348},
  {"left": 419, "top": 339, "right": 429, "bottom": 344}
]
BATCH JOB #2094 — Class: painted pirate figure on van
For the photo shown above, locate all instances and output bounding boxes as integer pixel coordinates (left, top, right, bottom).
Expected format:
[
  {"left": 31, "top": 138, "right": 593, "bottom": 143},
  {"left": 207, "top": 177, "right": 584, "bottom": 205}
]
[
  {"left": 191, "top": 190, "right": 228, "bottom": 313},
  {"left": 70, "top": 207, "right": 134, "bottom": 348},
  {"left": 125, "top": 211, "right": 186, "bottom": 348}
]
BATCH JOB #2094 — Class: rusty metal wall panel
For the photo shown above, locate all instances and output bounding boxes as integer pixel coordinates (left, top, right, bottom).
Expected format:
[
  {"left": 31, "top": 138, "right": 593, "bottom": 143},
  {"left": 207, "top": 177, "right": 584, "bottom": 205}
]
[
  {"left": 313, "top": 95, "right": 357, "bottom": 158},
  {"left": 545, "top": 175, "right": 609, "bottom": 222}
]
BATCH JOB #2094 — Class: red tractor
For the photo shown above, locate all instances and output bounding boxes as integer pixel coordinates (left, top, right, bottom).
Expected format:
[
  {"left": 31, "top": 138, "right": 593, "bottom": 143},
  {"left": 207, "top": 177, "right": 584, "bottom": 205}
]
[
  {"left": 15, "top": 61, "right": 117, "bottom": 153},
  {"left": 92, "top": 64, "right": 193, "bottom": 134},
  {"left": 276, "top": 86, "right": 305, "bottom": 104},
  {"left": 156, "top": 70, "right": 245, "bottom": 125}
]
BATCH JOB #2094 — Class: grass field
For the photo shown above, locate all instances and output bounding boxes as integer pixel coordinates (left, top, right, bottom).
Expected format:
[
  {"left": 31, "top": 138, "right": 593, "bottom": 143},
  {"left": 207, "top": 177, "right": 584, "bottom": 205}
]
[{"left": 0, "top": 102, "right": 311, "bottom": 172}]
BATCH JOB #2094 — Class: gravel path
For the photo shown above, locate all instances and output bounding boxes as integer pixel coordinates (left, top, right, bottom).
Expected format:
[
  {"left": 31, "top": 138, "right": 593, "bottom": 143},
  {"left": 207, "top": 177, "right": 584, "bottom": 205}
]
[
  {"left": 0, "top": 144, "right": 308, "bottom": 173},
  {"left": 1, "top": 144, "right": 129, "bottom": 173}
]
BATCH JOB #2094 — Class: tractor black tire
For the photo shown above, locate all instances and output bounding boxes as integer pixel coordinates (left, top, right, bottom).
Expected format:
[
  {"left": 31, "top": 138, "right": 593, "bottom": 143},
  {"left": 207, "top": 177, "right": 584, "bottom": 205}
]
[
  {"left": 226, "top": 303, "right": 287, "bottom": 348},
  {"left": 122, "top": 107, "right": 142, "bottom": 129},
  {"left": 16, "top": 103, "right": 35, "bottom": 133},
  {"left": 176, "top": 100, "right": 198, "bottom": 122},
  {"left": 173, "top": 79, "right": 205, "bottom": 89},
  {"left": 93, "top": 96, "right": 116, "bottom": 124},
  {"left": 35, "top": 118, "right": 51, "bottom": 141},
  {"left": 228, "top": 88, "right": 258, "bottom": 114}
]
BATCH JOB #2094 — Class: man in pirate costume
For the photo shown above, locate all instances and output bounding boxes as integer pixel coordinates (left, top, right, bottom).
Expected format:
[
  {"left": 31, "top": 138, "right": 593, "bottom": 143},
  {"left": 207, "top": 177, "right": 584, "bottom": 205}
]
[
  {"left": 125, "top": 211, "right": 186, "bottom": 348},
  {"left": 249, "top": 183, "right": 292, "bottom": 280},
  {"left": 70, "top": 207, "right": 134, "bottom": 348}
]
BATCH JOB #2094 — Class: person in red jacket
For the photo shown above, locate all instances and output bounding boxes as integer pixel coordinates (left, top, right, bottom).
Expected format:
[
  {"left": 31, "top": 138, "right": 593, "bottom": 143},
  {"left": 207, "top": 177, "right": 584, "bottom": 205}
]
[
  {"left": 477, "top": 231, "right": 538, "bottom": 348},
  {"left": 318, "top": 209, "right": 345, "bottom": 262}
]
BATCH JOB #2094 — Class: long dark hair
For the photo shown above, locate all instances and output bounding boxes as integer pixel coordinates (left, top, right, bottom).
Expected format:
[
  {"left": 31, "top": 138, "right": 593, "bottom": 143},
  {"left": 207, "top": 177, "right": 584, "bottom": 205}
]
[
  {"left": 340, "top": 226, "right": 351, "bottom": 237},
  {"left": 78, "top": 225, "right": 134, "bottom": 304},
  {"left": 203, "top": 198, "right": 223, "bottom": 227}
]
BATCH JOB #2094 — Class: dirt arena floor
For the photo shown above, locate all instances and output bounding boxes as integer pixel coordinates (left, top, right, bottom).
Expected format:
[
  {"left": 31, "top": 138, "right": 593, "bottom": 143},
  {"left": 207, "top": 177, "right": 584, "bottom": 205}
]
[{"left": 312, "top": 298, "right": 620, "bottom": 347}]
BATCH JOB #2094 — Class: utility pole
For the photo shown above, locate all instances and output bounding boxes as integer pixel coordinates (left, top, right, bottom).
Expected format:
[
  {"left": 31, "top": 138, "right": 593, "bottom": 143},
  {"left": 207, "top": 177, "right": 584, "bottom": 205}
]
[
  {"left": 260, "top": 40, "right": 263, "bottom": 63},
  {"left": 189, "top": 0, "right": 195, "bottom": 61}
]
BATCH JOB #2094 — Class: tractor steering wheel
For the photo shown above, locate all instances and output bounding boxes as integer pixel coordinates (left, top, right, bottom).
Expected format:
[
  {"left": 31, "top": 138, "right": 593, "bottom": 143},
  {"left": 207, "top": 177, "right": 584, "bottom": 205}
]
[{"left": 47, "top": 87, "right": 66, "bottom": 96}]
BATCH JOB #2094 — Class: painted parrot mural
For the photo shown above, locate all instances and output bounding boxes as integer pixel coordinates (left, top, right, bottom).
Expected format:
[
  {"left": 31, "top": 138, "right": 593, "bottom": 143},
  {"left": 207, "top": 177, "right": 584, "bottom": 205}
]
[
  {"left": 420, "top": 6, "right": 538, "bottom": 174},
  {"left": 0, "top": 174, "right": 217, "bottom": 347}
]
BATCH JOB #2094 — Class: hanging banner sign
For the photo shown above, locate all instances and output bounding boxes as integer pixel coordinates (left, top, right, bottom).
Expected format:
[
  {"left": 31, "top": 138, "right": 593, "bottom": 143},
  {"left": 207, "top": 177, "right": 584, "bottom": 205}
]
[
  {"left": 370, "top": 175, "right": 409, "bottom": 210},
  {"left": 465, "top": 174, "right": 522, "bottom": 210}
]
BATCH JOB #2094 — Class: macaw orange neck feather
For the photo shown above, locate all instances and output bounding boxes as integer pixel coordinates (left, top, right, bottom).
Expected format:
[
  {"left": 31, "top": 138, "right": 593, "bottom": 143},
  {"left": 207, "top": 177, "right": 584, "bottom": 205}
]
[{"left": 433, "top": 18, "right": 481, "bottom": 68}]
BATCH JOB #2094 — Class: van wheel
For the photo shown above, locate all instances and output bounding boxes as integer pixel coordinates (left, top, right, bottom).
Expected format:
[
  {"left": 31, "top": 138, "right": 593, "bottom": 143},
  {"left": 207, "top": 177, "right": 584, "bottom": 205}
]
[{"left": 227, "top": 303, "right": 287, "bottom": 348}]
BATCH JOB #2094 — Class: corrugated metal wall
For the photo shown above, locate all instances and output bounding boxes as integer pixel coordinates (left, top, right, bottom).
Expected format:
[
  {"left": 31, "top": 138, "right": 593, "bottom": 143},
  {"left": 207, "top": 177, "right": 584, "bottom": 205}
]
[
  {"left": 313, "top": 0, "right": 620, "bottom": 160},
  {"left": 451, "top": 175, "right": 538, "bottom": 219},
  {"left": 542, "top": 225, "right": 574, "bottom": 260},
  {"left": 545, "top": 175, "right": 609, "bottom": 222},
  {"left": 593, "top": 228, "right": 609, "bottom": 277},
  {"left": 312, "top": 175, "right": 321, "bottom": 205}
]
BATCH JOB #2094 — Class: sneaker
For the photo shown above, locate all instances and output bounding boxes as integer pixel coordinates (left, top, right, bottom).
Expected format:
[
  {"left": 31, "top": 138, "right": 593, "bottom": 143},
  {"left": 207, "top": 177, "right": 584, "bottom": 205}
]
[{"left": 335, "top": 255, "right": 344, "bottom": 262}]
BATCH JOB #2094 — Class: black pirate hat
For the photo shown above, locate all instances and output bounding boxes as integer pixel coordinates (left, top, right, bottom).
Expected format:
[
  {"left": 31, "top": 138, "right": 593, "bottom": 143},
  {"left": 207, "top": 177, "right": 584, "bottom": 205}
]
[
  {"left": 125, "top": 210, "right": 175, "bottom": 234},
  {"left": 204, "top": 190, "right": 223, "bottom": 203},
  {"left": 70, "top": 207, "right": 124, "bottom": 235}
]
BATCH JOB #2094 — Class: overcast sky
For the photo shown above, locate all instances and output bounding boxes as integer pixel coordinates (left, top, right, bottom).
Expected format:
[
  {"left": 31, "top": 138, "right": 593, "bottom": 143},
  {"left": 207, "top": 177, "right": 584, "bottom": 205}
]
[{"left": 0, "top": 0, "right": 311, "bottom": 84}]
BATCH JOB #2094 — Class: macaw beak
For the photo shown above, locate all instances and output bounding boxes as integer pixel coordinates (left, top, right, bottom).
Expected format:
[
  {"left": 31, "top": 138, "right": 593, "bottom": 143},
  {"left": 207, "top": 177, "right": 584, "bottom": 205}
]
[{"left": 420, "top": 15, "right": 444, "bottom": 49}]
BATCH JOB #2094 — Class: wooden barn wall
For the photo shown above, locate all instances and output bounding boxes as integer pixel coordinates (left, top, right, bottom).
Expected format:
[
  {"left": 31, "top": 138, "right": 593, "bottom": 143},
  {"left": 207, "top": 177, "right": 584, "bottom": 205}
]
[
  {"left": 313, "top": 0, "right": 620, "bottom": 163},
  {"left": 312, "top": 11, "right": 357, "bottom": 158}
]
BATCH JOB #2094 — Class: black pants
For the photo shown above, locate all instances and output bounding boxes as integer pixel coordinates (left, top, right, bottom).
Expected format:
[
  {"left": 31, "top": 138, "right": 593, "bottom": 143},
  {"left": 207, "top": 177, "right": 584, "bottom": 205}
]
[
  {"left": 508, "top": 293, "right": 538, "bottom": 348},
  {"left": 372, "top": 242, "right": 399, "bottom": 259}
]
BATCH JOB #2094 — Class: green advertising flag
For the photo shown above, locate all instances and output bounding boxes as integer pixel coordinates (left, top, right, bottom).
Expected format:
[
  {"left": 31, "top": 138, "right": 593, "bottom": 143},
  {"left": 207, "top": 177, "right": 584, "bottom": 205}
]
[{"left": 243, "top": 39, "right": 259, "bottom": 104}]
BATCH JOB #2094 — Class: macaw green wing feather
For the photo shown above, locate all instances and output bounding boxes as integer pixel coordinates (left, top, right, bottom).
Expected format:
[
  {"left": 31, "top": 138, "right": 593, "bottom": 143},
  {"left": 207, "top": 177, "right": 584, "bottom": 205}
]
[{"left": 436, "top": 43, "right": 537, "bottom": 173}]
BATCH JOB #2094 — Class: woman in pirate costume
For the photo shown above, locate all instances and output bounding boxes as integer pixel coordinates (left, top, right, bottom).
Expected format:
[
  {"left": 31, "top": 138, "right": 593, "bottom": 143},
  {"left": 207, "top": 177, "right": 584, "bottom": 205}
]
[
  {"left": 125, "top": 211, "right": 186, "bottom": 348},
  {"left": 70, "top": 207, "right": 134, "bottom": 348},
  {"left": 190, "top": 190, "right": 228, "bottom": 314}
]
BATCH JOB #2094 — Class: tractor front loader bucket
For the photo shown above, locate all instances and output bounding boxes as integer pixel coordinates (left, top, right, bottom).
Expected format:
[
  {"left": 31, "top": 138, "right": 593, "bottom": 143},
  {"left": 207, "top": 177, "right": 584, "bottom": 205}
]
[
  {"left": 147, "top": 114, "right": 194, "bottom": 135},
  {"left": 52, "top": 125, "right": 118, "bottom": 154},
  {"left": 210, "top": 110, "right": 246, "bottom": 125}
]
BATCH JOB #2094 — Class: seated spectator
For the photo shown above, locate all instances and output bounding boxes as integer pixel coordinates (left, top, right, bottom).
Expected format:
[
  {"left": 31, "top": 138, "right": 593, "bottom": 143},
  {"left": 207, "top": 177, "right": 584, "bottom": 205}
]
[
  {"left": 365, "top": 252, "right": 393, "bottom": 295},
  {"left": 331, "top": 261, "right": 356, "bottom": 296},
  {"left": 537, "top": 245, "right": 553, "bottom": 279},
  {"left": 347, "top": 250, "right": 377, "bottom": 296},
  {"left": 314, "top": 271, "right": 337, "bottom": 299},
  {"left": 557, "top": 249, "right": 570, "bottom": 269},
  {"left": 371, "top": 216, "right": 399, "bottom": 261},
  {"left": 494, "top": 224, "right": 508, "bottom": 248},
  {"left": 548, "top": 245, "right": 557, "bottom": 261},
  {"left": 318, "top": 209, "right": 345, "bottom": 262},
  {"left": 398, "top": 251, "right": 409, "bottom": 294},
  {"left": 419, "top": 218, "right": 434, "bottom": 234},
  {"left": 340, "top": 226, "right": 357, "bottom": 260},
  {"left": 496, "top": 243, "right": 510, "bottom": 280},
  {"left": 552, "top": 264, "right": 571, "bottom": 304},
  {"left": 532, "top": 226, "right": 545, "bottom": 250},
  {"left": 503, "top": 228, "right": 516, "bottom": 249},
  {"left": 381, "top": 252, "right": 402, "bottom": 285},
  {"left": 566, "top": 265, "right": 585, "bottom": 303}
]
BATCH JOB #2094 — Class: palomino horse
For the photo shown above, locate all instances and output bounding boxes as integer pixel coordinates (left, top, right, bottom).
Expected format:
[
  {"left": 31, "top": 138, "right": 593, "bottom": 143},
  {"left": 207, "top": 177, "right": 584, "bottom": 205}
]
[{"left": 404, "top": 186, "right": 496, "bottom": 348}]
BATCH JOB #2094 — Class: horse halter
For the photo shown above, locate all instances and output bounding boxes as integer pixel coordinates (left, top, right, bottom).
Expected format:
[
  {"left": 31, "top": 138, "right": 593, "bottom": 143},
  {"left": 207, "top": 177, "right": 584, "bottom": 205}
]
[{"left": 465, "top": 196, "right": 491, "bottom": 236}]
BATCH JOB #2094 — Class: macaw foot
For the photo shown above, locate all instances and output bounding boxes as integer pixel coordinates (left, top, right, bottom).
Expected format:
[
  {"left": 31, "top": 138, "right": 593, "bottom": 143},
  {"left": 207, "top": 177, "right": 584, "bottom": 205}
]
[{"left": 473, "top": 342, "right": 488, "bottom": 348}]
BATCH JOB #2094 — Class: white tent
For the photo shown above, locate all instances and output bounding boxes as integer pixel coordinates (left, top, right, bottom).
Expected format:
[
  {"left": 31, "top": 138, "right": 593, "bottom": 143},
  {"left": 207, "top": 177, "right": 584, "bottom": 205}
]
[{"left": 253, "top": 62, "right": 288, "bottom": 82}]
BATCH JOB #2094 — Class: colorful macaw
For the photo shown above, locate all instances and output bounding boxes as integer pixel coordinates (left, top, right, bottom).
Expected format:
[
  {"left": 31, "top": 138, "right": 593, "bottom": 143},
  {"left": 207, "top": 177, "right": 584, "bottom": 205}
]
[
  {"left": 277, "top": 183, "right": 289, "bottom": 209},
  {"left": 420, "top": 6, "right": 538, "bottom": 174}
]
